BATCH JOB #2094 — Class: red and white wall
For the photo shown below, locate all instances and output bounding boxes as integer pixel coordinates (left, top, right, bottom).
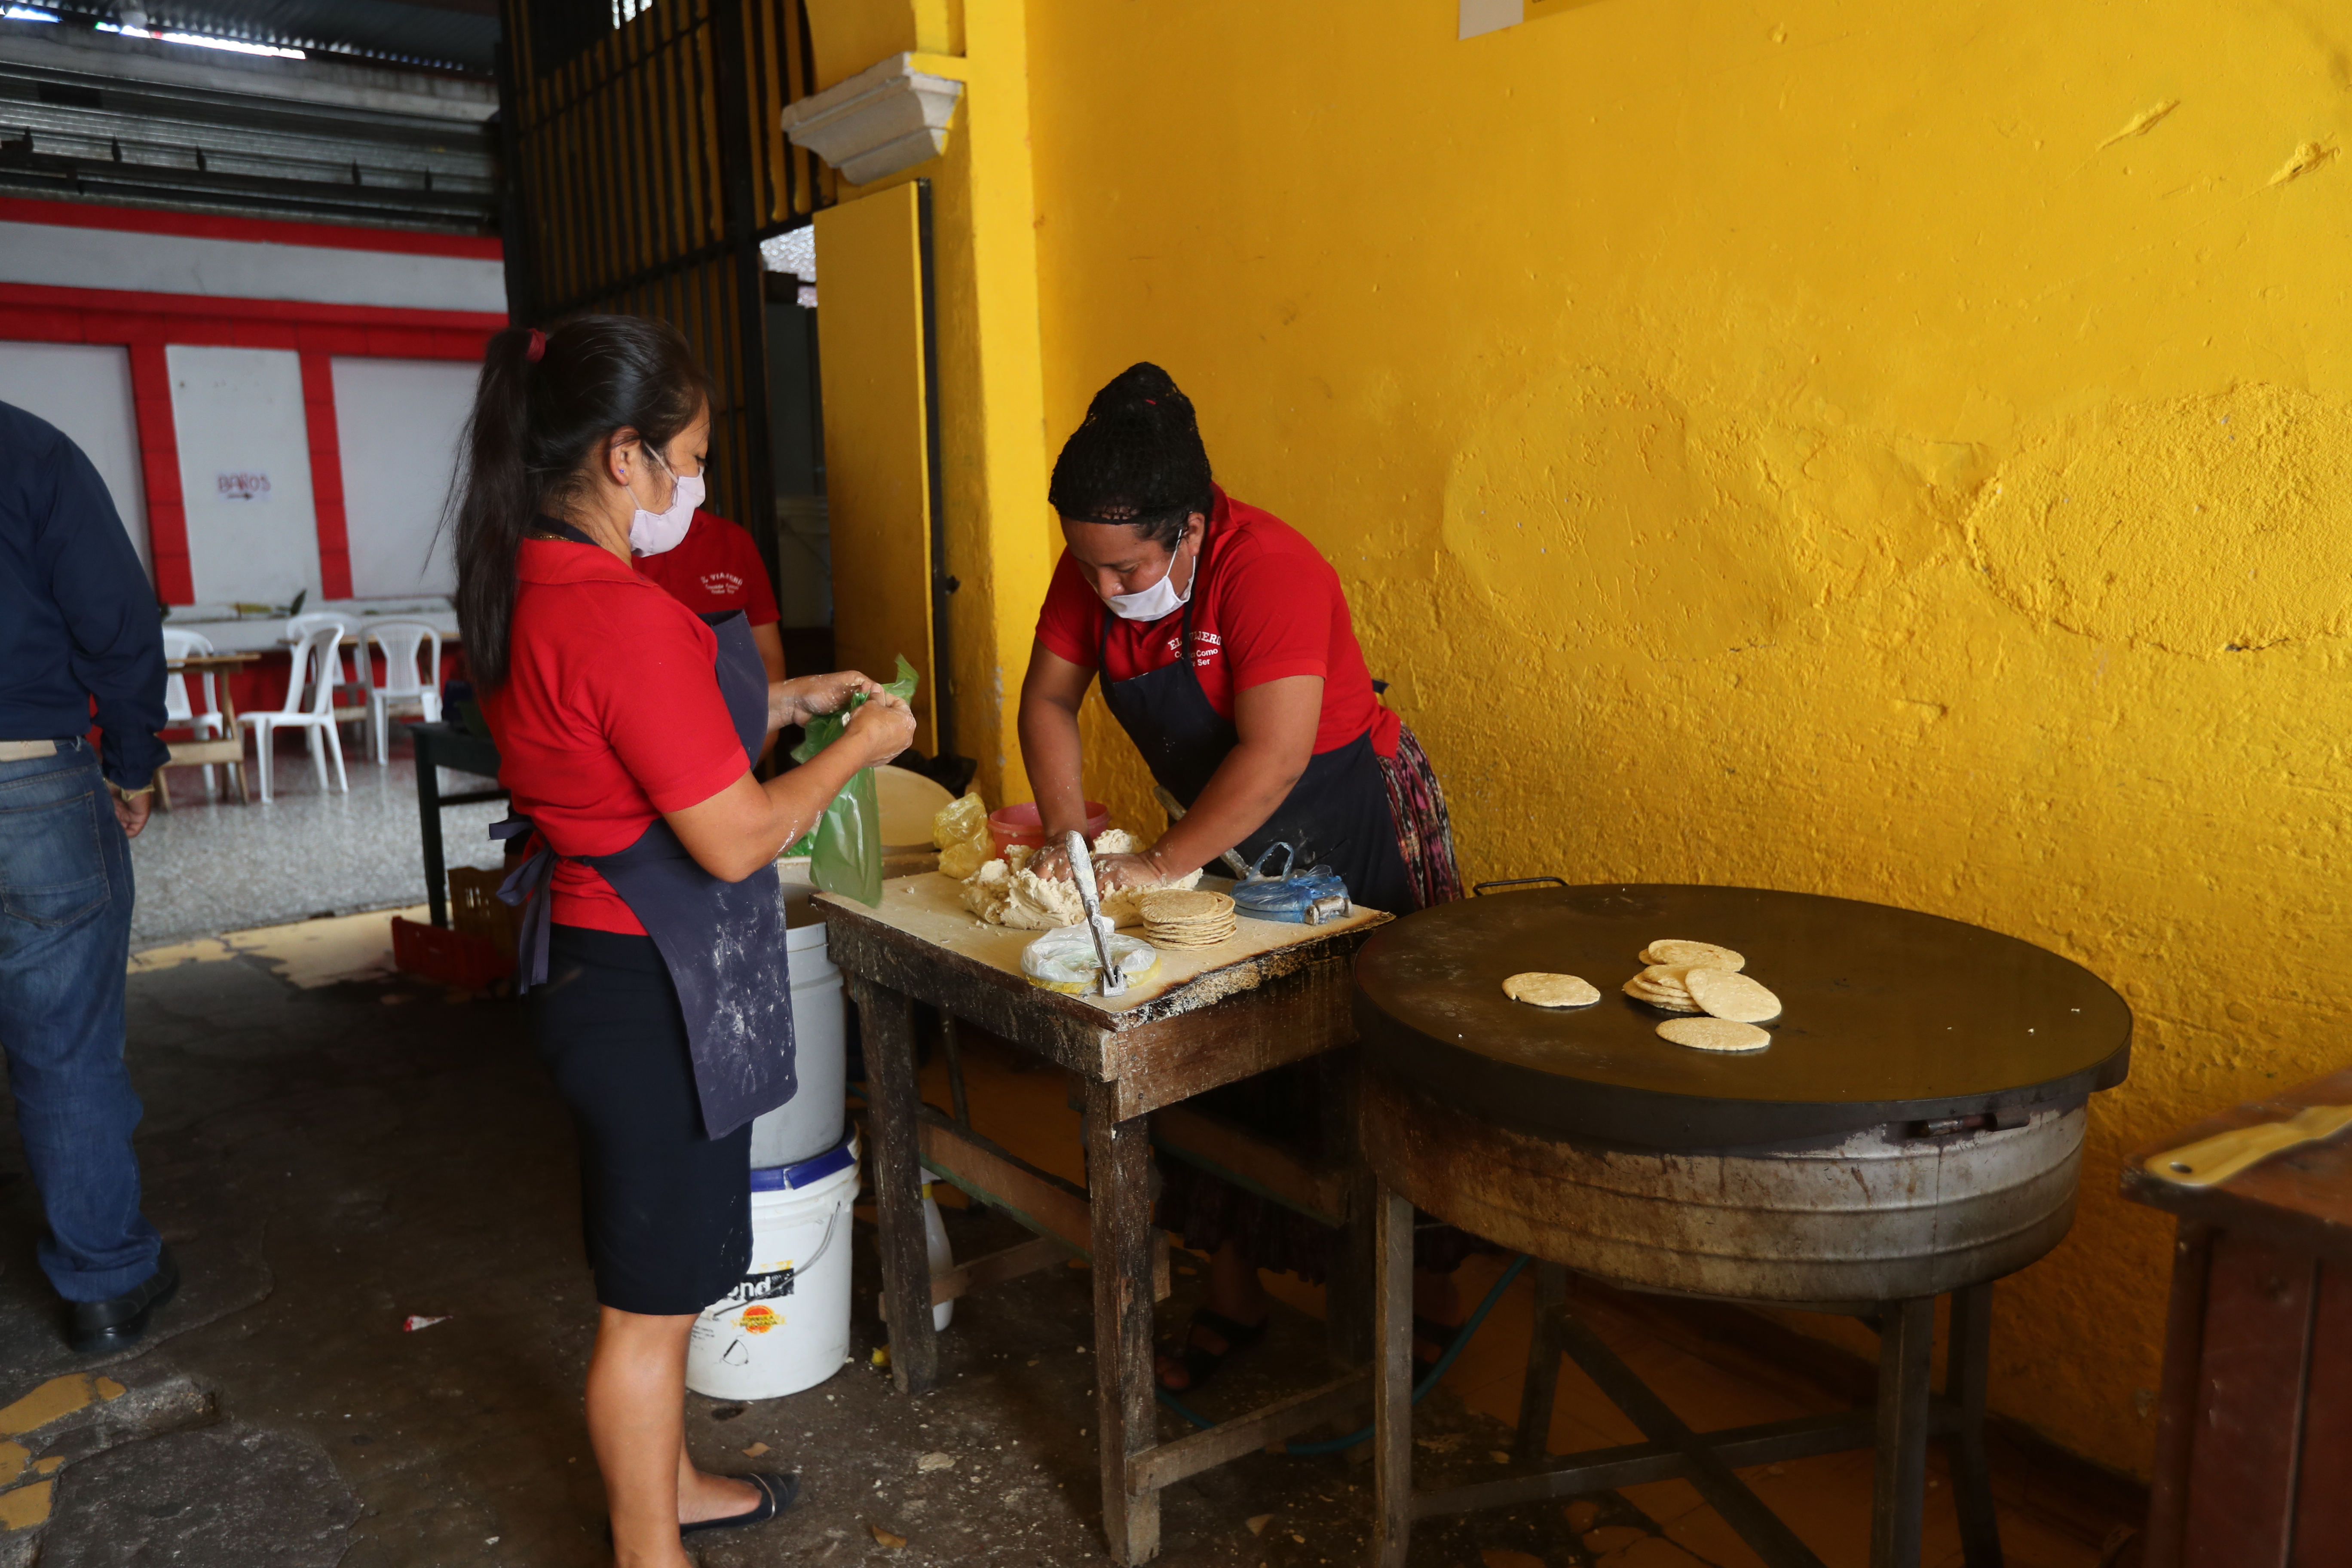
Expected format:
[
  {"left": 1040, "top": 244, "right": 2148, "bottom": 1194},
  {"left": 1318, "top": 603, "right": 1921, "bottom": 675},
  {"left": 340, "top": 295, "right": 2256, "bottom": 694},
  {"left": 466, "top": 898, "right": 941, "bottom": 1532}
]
[{"left": 0, "top": 196, "right": 505, "bottom": 607}]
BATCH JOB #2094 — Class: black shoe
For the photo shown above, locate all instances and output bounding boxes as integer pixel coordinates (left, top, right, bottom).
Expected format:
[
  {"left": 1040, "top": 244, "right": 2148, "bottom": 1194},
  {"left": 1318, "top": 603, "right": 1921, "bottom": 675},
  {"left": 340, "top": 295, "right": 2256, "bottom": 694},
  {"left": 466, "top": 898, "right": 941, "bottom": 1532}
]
[
  {"left": 66, "top": 1245, "right": 178, "bottom": 1354},
  {"left": 680, "top": 1472, "right": 798, "bottom": 1537}
]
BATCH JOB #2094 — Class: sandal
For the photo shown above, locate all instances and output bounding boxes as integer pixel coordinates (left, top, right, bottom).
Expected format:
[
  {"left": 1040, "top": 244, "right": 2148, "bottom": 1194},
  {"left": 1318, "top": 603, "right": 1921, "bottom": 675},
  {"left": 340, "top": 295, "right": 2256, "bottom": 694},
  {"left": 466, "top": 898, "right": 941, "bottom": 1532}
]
[
  {"left": 681, "top": 1472, "right": 799, "bottom": 1537},
  {"left": 1159, "top": 1308, "right": 1268, "bottom": 1392}
]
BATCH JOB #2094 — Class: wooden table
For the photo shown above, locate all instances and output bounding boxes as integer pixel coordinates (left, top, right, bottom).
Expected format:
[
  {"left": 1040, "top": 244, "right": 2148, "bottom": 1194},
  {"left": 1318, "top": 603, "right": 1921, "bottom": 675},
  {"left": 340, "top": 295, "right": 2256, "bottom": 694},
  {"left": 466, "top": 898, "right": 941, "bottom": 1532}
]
[
  {"left": 157, "top": 652, "right": 259, "bottom": 808},
  {"left": 820, "top": 873, "right": 1392, "bottom": 1565},
  {"left": 409, "top": 722, "right": 506, "bottom": 928},
  {"left": 2123, "top": 1067, "right": 2352, "bottom": 1567}
]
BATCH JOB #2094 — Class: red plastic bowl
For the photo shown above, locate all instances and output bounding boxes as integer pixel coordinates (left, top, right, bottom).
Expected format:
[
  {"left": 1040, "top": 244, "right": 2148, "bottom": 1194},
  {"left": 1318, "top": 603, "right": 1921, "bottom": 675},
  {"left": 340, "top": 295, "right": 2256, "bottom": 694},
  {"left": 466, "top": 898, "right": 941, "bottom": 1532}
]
[{"left": 987, "top": 800, "right": 1111, "bottom": 860}]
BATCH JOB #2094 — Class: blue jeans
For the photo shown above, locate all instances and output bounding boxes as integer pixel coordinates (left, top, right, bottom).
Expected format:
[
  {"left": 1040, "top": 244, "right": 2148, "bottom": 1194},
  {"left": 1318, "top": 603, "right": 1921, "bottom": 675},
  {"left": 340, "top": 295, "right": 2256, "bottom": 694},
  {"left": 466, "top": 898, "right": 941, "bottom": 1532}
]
[{"left": 0, "top": 739, "right": 160, "bottom": 1302}]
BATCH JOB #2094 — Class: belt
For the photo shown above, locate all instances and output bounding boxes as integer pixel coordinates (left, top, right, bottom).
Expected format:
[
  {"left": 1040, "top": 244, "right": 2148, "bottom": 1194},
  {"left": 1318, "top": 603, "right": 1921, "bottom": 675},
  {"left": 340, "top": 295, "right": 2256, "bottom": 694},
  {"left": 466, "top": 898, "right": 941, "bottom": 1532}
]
[{"left": 0, "top": 740, "right": 59, "bottom": 760}]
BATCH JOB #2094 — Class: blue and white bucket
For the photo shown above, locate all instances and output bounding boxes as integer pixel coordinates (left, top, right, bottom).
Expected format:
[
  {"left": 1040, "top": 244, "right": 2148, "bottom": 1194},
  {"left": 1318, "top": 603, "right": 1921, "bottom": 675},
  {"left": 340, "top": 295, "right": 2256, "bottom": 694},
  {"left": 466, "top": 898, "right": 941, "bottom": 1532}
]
[{"left": 685, "top": 1131, "right": 861, "bottom": 1400}]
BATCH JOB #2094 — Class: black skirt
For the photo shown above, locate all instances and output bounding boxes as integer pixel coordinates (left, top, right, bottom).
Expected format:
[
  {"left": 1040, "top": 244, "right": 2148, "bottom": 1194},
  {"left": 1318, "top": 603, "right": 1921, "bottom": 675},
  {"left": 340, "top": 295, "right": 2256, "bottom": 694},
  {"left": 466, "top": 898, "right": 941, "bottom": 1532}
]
[{"left": 531, "top": 925, "right": 751, "bottom": 1316}]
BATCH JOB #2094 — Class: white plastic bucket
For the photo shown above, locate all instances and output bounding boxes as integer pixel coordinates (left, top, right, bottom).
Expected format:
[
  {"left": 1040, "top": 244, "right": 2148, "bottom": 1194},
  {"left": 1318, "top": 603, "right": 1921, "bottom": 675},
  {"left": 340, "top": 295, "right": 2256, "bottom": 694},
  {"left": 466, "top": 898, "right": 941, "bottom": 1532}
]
[
  {"left": 686, "top": 1132, "right": 861, "bottom": 1400},
  {"left": 747, "top": 914, "right": 845, "bottom": 1169}
]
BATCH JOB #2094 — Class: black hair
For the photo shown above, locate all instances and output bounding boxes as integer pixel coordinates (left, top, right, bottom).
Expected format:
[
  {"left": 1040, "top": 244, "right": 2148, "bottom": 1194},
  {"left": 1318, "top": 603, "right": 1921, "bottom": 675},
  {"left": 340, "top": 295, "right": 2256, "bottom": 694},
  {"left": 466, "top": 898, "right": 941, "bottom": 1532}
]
[
  {"left": 446, "top": 314, "right": 712, "bottom": 688},
  {"left": 1047, "top": 362, "right": 1214, "bottom": 550}
]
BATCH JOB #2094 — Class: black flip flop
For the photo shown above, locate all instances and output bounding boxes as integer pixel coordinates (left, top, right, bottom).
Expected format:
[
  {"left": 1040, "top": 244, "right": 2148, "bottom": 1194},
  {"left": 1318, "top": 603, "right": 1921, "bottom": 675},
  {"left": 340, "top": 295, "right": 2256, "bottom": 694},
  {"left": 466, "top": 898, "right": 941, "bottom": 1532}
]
[
  {"left": 1160, "top": 1308, "right": 1268, "bottom": 1393},
  {"left": 681, "top": 1472, "right": 799, "bottom": 1537}
]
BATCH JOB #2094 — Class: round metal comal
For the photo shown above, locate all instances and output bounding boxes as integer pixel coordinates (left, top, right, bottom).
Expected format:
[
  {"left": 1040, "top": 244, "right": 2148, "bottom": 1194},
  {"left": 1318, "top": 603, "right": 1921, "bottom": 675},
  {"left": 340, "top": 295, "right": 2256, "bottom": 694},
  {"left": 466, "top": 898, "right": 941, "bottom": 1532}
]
[
  {"left": 1351, "top": 884, "right": 2133, "bottom": 1306},
  {"left": 1363, "top": 1068, "right": 2086, "bottom": 1309},
  {"left": 1353, "top": 883, "right": 2131, "bottom": 1150}
]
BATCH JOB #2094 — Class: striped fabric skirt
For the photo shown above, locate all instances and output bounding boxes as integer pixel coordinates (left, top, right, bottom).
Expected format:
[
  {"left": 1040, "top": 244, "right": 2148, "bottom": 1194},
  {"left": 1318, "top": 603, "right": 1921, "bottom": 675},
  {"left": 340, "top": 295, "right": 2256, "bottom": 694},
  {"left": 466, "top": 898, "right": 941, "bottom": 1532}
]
[{"left": 1154, "top": 722, "right": 1476, "bottom": 1282}]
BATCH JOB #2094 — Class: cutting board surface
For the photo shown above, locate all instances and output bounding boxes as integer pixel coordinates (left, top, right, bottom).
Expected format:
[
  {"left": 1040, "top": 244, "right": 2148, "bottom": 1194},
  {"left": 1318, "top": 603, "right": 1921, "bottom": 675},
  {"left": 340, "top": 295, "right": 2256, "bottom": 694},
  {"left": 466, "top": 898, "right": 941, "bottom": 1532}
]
[{"left": 821, "top": 872, "right": 1387, "bottom": 1016}]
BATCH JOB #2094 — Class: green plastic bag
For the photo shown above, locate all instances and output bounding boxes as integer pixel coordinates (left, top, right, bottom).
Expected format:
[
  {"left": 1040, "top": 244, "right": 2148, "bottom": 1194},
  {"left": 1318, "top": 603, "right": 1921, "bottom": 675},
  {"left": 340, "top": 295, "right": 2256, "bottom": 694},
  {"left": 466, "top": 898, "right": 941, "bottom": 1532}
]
[{"left": 786, "top": 655, "right": 919, "bottom": 907}]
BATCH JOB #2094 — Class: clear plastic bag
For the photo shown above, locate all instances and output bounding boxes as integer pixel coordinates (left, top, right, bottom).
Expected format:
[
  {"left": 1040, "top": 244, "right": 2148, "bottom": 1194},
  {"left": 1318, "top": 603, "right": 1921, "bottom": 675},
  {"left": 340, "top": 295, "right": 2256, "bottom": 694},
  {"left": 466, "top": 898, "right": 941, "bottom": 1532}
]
[{"left": 787, "top": 655, "right": 919, "bottom": 908}]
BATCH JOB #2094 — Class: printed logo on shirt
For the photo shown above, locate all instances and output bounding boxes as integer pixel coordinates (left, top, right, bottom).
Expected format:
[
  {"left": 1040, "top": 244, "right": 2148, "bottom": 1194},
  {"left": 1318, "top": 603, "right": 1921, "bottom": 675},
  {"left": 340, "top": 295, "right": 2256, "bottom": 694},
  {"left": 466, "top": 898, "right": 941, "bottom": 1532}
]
[
  {"left": 1187, "top": 630, "right": 1223, "bottom": 669},
  {"left": 699, "top": 570, "right": 744, "bottom": 599}
]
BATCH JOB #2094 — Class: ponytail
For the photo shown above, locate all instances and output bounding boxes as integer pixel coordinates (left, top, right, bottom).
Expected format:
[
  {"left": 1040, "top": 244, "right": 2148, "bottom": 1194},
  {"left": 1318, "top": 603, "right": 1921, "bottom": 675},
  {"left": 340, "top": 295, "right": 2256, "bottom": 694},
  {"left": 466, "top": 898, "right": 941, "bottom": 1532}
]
[{"left": 446, "top": 314, "right": 713, "bottom": 689}]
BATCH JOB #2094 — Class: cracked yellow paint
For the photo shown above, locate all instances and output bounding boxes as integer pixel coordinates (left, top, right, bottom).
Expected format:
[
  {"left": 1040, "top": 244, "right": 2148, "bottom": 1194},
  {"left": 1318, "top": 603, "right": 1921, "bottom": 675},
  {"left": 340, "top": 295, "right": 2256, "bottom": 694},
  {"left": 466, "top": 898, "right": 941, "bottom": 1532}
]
[
  {"left": 996, "top": 0, "right": 2352, "bottom": 1481},
  {"left": 0, "top": 1374, "right": 123, "bottom": 1439},
  {"left": 0, "top": 1480, "right": 50, "bottom": 1531},
  {"left": 0, "top": 1442, "right": 25, "bottom": 1488},
  {"left": 29, "top": 1458, "right": 58, "bottom": 1478}
]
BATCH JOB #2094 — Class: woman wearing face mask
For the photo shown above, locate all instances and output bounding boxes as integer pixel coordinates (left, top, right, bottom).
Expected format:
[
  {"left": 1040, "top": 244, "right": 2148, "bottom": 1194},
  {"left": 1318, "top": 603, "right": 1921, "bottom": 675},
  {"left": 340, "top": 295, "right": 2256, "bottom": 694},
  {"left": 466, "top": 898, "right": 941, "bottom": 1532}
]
[
  {"left": 451, "top": 315, "right": 916, "bottom": 1567},
  {"left": 1017, "top": 361, "right": 1467, "bottom": 1393}
]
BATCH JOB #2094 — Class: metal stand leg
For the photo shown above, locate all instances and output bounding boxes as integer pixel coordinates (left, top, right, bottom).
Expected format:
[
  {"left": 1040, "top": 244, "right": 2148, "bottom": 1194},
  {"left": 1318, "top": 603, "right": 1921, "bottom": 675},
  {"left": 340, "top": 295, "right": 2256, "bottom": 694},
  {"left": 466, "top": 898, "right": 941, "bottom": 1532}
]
[
  {"left": 1085, "top": 1079, "right": 1159, "bottom": 1565},
  {"left": 855, "top": 977, "right": 938, "bottom": 1396},
  {"left": 1871, "top": 1296, "right": 1936, "bottom": 1568},
  {"left": 1372, "top": 1184, "right": 1416, "bottom": 1568},
  {"left": 1945, "top": 1283, "right": 2004, "bottom": 1567},
  {"left": 942, "top": 1015, "right": 971, "bottom": 1129},
  {"left": 416, "top": 742, "right": 446, "bottom": 927},
  {"left": 1514, "top": 1262, "right": 1569, "bottom": 1465}
]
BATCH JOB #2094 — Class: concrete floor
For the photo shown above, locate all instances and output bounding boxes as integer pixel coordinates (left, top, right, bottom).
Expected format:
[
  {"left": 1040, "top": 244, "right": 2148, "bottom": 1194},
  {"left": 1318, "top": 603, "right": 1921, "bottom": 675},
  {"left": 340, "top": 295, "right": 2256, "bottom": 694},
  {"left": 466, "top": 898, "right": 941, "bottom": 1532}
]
[{"left": 0, "top": 912, "right": 2133, "bottom": 1567}]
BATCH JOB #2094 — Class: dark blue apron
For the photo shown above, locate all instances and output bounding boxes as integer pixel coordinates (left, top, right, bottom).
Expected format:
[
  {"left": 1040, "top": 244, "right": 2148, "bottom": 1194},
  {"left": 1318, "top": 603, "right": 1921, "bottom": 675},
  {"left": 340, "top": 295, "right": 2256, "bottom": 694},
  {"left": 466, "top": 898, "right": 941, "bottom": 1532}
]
[
  {"left": 495, "top": 524, "right": 796, "bottom": 1140},
  {"left": 1097, "top": 527, "right": 1413, "bottom": 915}
]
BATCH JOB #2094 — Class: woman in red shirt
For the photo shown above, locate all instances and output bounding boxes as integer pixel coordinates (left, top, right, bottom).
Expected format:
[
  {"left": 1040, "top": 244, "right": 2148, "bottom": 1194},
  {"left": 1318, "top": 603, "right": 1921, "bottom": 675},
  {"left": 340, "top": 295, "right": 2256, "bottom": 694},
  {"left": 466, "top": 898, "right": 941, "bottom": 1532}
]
[
  {"left": 1017, "top": 363, "right": 1467, "bottom": 1394},
  {"left": 450, "top": 315, "right": 913, "bottom": 1565}
]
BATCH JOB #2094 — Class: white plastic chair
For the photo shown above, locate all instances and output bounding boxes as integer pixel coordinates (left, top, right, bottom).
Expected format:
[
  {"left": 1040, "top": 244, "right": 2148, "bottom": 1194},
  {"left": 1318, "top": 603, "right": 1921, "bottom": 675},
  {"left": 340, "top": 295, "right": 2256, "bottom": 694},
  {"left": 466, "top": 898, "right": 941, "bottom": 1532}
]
[
  {"left": 286, "top": 611, "right": 370, "bottom": 731},
  {"left": 159, "top": 627, "right": 227, "bottom": 801},
  {"left": 241, "top": 624, "right": 349, "bottom": 802},
  {"left": 364, "top": 621, "right": 444, "bottom": 763}
]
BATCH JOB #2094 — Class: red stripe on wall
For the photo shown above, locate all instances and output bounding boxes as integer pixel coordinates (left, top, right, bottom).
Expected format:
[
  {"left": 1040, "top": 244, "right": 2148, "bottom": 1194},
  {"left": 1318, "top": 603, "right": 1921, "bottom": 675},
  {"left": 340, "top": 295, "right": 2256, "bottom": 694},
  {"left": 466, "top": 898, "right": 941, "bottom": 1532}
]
[
  {"left": 0, "top": 195, "right": 504, "bottom": 261},
  {"left": 126, "top": 341, "right": 191, "bottom": 604},
  {"left": 0, "top": 281, "right": 506, "bottom": 337},
  {"left": 7, "top": 286, "right": 495, "bottom": 605},
  {"left": 300, "top": 352, "right": 353, "bottom": 600}
]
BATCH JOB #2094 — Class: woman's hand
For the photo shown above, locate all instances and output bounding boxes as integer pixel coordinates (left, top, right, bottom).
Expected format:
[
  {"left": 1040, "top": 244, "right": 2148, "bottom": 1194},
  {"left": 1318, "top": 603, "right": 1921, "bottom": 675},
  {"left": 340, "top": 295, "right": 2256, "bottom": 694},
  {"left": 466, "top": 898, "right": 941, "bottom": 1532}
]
[
  {"left": 769, "top": 670, "right": 888, "bottom": 731},
  {"left": 842, "top": 692, "right": 918, "bottom": 767},
  {"left": 1029, "top": 841, "right": 1073, "bottom": 882},
  {"left": 1091, "top": 852, "right": 1165, "bottom": 893}
]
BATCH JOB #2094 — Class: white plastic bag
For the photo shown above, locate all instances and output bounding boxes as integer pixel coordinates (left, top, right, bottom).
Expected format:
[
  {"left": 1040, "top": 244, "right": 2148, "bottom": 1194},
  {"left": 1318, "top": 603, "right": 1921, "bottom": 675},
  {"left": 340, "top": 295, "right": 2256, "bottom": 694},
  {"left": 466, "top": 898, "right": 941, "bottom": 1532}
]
[{"left": 1020, "top": 918, "right": 1159, "bottom": 994}]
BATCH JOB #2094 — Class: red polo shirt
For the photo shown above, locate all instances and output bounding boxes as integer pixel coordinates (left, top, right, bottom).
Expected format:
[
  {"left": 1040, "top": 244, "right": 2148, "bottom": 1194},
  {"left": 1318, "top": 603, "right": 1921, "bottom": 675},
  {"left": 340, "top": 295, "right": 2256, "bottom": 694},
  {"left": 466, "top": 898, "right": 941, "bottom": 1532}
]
[
  {"left": 481, "top": 536, "right": 750, "bottom": 935},
  {"left": 1035, "top": 490, "right": 1400, "bottom": 758},
  {"left": 632, "top": 510, "right": 780, "bottom": 625}
]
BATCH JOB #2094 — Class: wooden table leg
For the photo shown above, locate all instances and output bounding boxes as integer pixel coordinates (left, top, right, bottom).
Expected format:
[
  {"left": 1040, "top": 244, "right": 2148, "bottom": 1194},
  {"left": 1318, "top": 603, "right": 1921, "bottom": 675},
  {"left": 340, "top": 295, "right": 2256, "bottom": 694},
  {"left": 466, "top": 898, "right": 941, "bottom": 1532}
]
[
  {"left": 1945, "top": 1283, "right": 2004, "bottom": 1568},
  {"left": 1871, "top": 1295, "right": 1936, "bottom": 1568},
  {"left": 1086, "top": 1078, "right": 1159, "bottom": 1565},
  {"left": 856, "top": 976, "right": 939, "bottom": 1396},
  {"left": 1322, "top": 1052, "right": 1375, "bottom": 1365},
  {"left": 1373, "top": 1183, "right": 1415, "bottom": 1568}
]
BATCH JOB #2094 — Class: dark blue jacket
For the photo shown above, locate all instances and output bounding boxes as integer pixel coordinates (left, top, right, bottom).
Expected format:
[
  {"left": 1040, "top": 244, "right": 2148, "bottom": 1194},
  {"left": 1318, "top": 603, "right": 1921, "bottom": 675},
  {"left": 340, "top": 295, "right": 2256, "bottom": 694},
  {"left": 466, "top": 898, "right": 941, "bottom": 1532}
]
[{"left": 0, "top": 399, "right": 167, "bottom": 789}]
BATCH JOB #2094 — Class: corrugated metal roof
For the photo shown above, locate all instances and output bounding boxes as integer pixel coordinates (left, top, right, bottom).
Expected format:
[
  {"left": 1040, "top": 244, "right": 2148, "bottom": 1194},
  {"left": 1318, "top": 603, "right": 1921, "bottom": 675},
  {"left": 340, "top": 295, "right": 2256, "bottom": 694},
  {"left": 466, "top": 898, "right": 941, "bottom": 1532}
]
[{"left": 49, "top": 0, "right": 498, "bottom": 76}]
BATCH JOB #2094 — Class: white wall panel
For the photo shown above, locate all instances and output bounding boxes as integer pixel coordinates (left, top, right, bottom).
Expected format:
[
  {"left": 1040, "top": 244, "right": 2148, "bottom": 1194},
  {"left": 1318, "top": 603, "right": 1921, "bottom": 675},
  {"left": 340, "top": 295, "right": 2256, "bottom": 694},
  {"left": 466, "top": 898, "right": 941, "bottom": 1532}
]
[
  {"left": 167, "top": 344, "right": 320, "bottom": 606},
  {"left": 332, "top": 356, "right": 474, "bottom": 599},
  {"left": 0, "top": 342, "right": 151, "bottom": 572},
  {"left": 0, "top": 221, "right": 505, "bottom": 313}
]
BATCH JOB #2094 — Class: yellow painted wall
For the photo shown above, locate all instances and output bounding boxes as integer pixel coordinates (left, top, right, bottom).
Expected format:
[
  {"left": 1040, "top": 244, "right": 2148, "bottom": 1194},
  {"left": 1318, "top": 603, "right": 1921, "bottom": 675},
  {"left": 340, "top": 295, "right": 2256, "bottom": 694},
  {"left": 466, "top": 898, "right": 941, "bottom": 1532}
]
[{"left": 1011, "top": 0, "right": 2352, "bottom": 1477}]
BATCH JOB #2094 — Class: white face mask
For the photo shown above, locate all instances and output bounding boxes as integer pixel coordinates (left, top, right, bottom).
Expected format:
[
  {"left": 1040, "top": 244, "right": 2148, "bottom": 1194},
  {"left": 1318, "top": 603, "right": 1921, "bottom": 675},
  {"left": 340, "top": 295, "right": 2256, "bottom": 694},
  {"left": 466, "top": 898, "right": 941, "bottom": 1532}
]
[
  {"left": 627, "top": 448, "right": 704, "bottom": 557},
  {"left": 1103, "top": 534, "right": 1196, "bottom": 621}
]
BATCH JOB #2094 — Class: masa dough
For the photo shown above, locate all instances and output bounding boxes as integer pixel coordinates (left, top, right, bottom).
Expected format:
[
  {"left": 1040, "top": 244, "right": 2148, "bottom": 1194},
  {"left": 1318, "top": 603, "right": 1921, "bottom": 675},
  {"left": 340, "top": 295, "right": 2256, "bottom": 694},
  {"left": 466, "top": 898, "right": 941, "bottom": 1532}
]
[{"left": 961, "top": 830, "right": 1202, "bottom": 930}]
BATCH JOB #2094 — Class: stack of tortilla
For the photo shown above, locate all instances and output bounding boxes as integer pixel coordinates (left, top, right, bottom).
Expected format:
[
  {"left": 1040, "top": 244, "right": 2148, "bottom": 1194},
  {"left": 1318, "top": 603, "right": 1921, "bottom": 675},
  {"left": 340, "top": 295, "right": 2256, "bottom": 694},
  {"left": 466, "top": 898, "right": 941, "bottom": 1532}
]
[{"left": 1139, "top": 888, "right": 1237, "bottom": 949}]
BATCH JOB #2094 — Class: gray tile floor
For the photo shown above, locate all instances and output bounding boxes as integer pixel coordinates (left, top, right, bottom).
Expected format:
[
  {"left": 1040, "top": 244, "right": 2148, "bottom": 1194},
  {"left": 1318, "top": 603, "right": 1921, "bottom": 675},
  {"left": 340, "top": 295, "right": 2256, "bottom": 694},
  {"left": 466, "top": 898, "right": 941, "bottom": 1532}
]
[{"left": 129, "top": 729, "right": 512, "bottom": 949}]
